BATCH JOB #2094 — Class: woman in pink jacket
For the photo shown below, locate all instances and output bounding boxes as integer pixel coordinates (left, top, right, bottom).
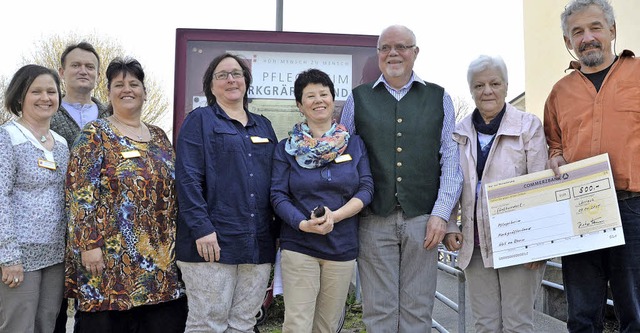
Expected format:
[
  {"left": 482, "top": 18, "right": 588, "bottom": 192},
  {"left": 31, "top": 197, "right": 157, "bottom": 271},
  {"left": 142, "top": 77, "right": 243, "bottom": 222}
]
[{"left": 444, "top": 55, "right": 547, "bottom": 333}]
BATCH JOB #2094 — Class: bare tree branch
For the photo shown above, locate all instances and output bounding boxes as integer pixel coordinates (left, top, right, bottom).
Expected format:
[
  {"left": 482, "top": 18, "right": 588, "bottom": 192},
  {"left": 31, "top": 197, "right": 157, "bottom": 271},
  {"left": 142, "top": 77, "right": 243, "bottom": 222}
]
[
  {"left": 13, "top": 33, "right": 168, "bottom": 125},
  {"left": 452, "top": 96, "right": 473, "bottom": 122},
  {"left": 0, "top": 75, "right": 15, "bottom": 125}
]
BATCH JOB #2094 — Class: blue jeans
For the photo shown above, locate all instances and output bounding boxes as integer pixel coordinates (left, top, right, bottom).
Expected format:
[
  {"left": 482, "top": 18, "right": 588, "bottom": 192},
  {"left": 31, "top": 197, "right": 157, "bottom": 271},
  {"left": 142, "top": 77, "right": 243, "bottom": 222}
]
[{"left": 562, "top": 196, "right": 640, "bottom": 333}]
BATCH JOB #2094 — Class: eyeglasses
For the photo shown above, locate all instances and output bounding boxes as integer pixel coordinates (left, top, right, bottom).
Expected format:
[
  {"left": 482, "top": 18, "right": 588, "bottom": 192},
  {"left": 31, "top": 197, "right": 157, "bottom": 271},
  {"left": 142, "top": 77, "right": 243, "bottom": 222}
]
[
  {"left": 377, "top": 44, "right": 416, "bottom": 54},
  {"left": 213, "top": 70, "right": 245, "bottom": 80},
  {"left": 321, "top": 165, "right": 332, "bottom": 182}
]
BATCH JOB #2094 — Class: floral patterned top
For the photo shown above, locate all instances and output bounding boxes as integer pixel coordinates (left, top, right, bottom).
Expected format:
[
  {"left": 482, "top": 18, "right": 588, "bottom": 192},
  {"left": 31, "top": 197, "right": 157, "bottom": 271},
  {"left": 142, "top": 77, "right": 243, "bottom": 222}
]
[
  {"left": 65, "top": 118, "right": 185, "bottom": 312},
  {"left": 0, "top": 121, "right": 68, "bottom": 271}
]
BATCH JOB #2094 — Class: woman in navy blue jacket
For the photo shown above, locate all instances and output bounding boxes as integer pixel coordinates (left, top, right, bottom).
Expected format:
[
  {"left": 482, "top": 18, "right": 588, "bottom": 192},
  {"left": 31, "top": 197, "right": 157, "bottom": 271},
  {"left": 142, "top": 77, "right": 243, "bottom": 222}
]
[
  {"left": 175, "top": 53, "right": 278, "bottom": 332},
  {"left": 271, "top": 69, "right": 373, "bottom": 333}
]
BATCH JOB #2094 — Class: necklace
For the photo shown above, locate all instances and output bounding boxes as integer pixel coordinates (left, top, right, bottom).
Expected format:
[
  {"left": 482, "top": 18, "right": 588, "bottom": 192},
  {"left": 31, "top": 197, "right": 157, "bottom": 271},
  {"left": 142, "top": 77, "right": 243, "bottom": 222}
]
[
  {"left": 111, "top": 115, "right": 144, "bottom": 140},
  {"left": 19, "top": 119, "right": 48, "bottom": 143}
]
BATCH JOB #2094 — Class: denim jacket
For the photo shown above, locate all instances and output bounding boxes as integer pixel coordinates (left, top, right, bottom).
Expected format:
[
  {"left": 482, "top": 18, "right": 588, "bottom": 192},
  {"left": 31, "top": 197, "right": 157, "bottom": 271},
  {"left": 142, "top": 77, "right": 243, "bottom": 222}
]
[{"left": 175, "top": 104, "right": 278, "bottom": 264}]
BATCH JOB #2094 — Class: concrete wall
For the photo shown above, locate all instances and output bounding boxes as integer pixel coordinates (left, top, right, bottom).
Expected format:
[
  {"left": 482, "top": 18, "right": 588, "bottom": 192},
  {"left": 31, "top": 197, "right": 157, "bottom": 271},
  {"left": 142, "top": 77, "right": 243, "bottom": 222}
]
[{"left": 523, "top": 0, "right": 640, "bottom": 119}]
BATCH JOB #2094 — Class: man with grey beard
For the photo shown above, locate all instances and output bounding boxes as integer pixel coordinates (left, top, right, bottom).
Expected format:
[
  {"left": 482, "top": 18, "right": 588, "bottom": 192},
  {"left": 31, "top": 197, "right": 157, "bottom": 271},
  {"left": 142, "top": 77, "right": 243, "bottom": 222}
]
[{"left": 544, "top": 0, "right": 640, "bottom": 332}]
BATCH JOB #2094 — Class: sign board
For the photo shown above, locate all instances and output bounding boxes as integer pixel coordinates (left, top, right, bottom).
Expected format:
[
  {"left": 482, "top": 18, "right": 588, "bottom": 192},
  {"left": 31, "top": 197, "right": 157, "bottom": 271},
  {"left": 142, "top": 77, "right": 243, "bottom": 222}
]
[{"left": 173, "top": 29, "right": 379, "bottom": 141}]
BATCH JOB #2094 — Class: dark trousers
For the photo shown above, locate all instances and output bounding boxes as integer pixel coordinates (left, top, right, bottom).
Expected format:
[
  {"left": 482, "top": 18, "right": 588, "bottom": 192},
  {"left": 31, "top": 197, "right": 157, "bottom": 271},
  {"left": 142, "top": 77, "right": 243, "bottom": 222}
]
[
  {"left": 74, "top": 297, "right": 188, "bottom": 333},
  {"left": 562, "top": 196, "right": 640, "bottom": 333},
  {"left": 53, "top": 298, "right": 69, "bottom": 333}
]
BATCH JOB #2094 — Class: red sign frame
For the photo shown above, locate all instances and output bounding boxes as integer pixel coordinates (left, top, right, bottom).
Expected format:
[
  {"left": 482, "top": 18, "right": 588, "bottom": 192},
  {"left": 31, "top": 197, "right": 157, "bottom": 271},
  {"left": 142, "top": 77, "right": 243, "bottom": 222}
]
[{"left": 173, "top": 28, "right": 379, "bottom": 141}]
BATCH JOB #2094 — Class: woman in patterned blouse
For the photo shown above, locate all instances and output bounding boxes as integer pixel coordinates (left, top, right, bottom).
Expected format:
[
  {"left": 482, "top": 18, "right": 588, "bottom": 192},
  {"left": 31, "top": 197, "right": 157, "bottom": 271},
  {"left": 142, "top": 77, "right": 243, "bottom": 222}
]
[
  {"left": 65, "top": 57, "right": 187, "bottom": 333},
  {"left": 0, "top": 65, "right": 67, "bottom": 333}
]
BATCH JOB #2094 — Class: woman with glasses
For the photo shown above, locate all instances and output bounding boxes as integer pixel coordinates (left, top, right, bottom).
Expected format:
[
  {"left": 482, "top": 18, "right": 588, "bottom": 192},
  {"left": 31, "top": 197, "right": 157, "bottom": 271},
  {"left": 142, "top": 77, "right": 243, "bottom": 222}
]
[
  {"left": 175, "top": 53, "right": 279, "bottom": 332},
  {"left": 65, "top": 57, "right": 187, "bottom": 333},
  {"left": 271, "top": 68, "right": 373, "bottom": 333}
]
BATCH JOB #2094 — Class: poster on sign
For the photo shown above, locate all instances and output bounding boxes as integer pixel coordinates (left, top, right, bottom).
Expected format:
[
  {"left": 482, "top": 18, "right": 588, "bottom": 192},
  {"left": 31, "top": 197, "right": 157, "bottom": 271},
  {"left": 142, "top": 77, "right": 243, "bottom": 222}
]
[{"left": 173, "top": 29, "right": 379, "bottom": 141}]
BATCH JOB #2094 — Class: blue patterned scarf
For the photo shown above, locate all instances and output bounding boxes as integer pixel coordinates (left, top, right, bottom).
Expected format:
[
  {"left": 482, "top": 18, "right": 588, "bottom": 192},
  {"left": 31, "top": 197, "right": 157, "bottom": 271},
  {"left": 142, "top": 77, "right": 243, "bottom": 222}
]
[{"left": 285, "top": 122, "right": 350, "bottom": 169}]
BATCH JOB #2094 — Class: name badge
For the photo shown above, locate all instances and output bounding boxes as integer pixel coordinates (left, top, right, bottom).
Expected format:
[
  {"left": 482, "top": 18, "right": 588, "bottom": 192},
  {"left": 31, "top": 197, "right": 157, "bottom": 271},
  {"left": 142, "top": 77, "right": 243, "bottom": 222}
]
[
  {"left": 250, "top": 136, "right": 270, "bottom": 144},
  {"left": 38, "top": 158, "right": 57, "bottom": 170},
  {"left": 334, "top": 154, "right": 352, "bottom": 163},
  {"left": 121, "top": 150, "right": 141, "bottom": 159}
]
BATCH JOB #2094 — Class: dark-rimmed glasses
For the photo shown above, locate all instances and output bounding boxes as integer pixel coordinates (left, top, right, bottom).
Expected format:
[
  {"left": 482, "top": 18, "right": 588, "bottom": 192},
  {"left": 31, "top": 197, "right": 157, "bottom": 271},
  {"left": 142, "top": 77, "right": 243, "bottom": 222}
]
[{"left": 213, "top": 70, "right": 245, "bottom": 80}]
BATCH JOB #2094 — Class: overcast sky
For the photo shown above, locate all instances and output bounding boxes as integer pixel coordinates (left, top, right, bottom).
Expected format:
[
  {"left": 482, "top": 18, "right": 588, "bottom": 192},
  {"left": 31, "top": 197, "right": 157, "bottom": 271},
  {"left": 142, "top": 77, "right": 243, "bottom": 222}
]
[{"left": 1, "top": 0, "right": 524, "bottom": 126}]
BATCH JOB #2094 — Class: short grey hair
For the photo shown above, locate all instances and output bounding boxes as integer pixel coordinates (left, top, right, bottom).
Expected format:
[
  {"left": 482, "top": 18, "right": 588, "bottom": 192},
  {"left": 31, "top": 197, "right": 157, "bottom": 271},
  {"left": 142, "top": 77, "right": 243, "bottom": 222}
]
[
  {"left": 467, "top": 55, "right": 508, "bottom": 89},
  {"left": 561, "top": 0, "right": 615, "bottom": 37},
  {"left": 377, "top": 25, "right": 416, "bottom": 48}
]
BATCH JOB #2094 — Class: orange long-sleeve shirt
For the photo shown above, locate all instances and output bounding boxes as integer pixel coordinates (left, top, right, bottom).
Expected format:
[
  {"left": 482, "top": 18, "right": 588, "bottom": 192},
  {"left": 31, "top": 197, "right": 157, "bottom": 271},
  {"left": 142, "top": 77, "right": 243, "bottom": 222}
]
[{"left": 544, "top": 50, "right": 640, "bottom": 192}]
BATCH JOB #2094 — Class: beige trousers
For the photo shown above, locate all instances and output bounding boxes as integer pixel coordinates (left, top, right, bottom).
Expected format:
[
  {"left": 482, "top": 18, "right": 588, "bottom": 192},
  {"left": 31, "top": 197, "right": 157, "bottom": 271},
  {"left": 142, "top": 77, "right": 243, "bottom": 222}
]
[
  {"left": 280, "top": 250, "right": 354, "bottom": 333},
  {"left": 465, "top": 249, "right": 545, "bottom": 333}
]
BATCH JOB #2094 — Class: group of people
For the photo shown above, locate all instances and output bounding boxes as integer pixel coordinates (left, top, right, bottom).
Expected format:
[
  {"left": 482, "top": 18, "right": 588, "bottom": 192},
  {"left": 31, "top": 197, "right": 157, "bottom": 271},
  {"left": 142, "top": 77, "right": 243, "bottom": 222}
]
[
  {"left": 0, "top": 1, "right": 639, "bottom": 333},
  {"left": 0, "top": 41, "right": 188, "bottom": 333},
  {"left": 448, "top": 0, "right": 640, "bottom": 332}
]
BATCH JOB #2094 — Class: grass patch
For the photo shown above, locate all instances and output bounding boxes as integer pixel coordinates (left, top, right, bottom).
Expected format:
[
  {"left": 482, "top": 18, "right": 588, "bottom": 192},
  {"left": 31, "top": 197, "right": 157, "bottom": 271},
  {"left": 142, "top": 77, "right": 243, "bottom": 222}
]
[{"left": 256, "top": 291, "right": 366, "bottom": 333}]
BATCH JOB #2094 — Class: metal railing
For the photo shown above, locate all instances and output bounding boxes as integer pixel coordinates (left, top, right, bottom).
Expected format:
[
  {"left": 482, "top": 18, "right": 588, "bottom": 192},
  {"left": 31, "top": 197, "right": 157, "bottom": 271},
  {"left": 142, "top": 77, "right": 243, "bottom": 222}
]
[
  {"left": 433, "top": 247, "right": 465, "bottom": 333},
  {"left": 434, "top": 249, "right": 615, "bottom": 333}
]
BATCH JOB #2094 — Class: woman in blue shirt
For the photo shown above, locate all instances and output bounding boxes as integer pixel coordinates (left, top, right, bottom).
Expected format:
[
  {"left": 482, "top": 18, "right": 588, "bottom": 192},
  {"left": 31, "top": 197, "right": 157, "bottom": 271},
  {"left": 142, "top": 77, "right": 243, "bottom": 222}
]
[
  {"left": 271, "top": 69, "right": 373, "bottom": 333},
  {"left": 175, "top": 53, "right": 278, "bottom": 332}
]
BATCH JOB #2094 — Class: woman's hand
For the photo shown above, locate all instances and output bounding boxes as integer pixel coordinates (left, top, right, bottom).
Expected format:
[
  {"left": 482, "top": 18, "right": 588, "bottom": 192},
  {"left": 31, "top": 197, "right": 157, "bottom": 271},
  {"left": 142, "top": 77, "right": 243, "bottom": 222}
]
[
  {"left": 1, "top": 264, "right": 24, "bottom": 288},
  {"left": 196, "top": 232, "right": 221, "bottom": 263},
  {"left": 81, "top": 248, "right": 105, "bottom": 276},
  {"left": 444, "top": 233, "right": 463, "bottom": 251},
  {"left": 299, "top": 208, "right": 334, "bottom": 235}
]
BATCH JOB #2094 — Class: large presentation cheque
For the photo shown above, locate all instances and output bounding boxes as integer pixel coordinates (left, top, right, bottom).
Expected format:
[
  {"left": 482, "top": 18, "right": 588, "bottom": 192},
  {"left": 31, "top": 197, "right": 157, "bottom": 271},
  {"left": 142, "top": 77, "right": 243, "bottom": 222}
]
[{"left": 486, "top": 153, "right": 624, "bottom": 268}]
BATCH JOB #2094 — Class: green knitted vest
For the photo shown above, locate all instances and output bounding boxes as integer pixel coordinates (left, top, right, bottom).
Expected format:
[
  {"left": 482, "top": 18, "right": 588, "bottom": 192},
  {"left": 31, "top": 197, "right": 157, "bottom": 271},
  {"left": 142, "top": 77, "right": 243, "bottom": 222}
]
[{"left": 353, "top": 81, "right": 444, "bottom": 217}]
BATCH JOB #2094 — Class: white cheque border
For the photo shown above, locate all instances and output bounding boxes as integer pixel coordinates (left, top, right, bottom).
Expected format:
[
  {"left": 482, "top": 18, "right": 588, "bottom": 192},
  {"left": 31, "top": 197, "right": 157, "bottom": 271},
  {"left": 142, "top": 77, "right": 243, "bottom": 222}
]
[{"left": 486, "top": 153, "right": 624, "bottom": 268}]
